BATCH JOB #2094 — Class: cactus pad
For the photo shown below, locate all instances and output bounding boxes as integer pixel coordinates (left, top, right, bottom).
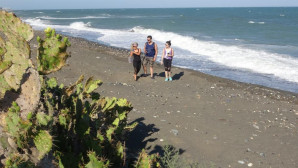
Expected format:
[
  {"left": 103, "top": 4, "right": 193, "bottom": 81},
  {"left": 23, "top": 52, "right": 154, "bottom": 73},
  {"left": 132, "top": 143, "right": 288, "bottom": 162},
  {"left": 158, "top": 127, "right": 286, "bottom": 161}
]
[
  {"left": 37, "top": 27, "right": 70, "bottom": 74},
  {"left": 86, "top": 151, "right": 109, "bottom": 168},
  {"left": 0, "top": 10, "right": 33, "bottom": 98},
  {"left": 34, "top": 130, "right": 52, "bottom": 160},
  {"left": 0, "top": 10, "right": 34, "bottom": 41}
]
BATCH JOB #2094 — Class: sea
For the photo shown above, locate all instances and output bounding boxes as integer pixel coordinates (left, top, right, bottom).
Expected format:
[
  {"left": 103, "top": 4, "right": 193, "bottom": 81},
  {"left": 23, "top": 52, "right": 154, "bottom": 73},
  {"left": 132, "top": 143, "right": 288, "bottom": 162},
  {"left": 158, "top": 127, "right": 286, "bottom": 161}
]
[{"left": 12, "top": 8, "right": 298, "bottom": 93}]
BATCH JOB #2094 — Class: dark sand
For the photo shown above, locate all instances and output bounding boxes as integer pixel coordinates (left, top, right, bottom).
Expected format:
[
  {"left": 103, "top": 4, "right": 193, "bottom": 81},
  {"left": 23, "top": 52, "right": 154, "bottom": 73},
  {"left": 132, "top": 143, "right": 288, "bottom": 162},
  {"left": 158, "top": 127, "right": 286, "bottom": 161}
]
[{"left": 32, "top": 31, "right": 298, "bottom": 167}]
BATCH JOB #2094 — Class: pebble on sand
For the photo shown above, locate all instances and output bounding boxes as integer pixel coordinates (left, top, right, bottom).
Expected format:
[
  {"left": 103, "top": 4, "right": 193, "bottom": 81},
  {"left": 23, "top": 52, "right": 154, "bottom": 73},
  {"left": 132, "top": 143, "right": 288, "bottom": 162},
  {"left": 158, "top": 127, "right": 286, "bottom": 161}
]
[
  {"left": 170, "top": 129, "right": 179, "bottom": 136},
  {"left": 238, "top": 160, "right": 245, "bottom": 164}
]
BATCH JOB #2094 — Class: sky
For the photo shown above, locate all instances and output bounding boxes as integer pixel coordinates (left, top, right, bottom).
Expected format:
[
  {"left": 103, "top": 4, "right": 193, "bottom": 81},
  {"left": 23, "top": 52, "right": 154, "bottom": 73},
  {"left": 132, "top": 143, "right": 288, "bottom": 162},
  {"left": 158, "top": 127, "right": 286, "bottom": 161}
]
[{"left": 1, "top": 0, "right": 298, "bottom": 10}]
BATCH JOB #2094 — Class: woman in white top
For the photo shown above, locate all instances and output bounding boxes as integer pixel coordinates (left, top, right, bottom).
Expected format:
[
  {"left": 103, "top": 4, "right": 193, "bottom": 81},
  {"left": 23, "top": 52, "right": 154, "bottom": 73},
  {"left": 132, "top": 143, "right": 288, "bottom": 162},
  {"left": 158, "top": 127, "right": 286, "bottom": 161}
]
[{"left": 161, "top": 41, "right": 174, "bottom": 81}]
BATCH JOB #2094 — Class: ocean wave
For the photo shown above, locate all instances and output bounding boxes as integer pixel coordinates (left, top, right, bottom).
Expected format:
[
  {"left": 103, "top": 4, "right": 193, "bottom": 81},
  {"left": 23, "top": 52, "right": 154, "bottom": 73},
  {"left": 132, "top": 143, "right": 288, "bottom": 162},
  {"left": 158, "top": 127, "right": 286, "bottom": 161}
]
[
  {"left": 132, "top": 26, "right": 298, "bottom": 84},
  {"left": 25, "top": 18, "right": 52, "bottom": 26},
  {"left": 248, "top": 21, "right": 265, "bottom": 24},
  {"left": 37, "top": 15, "right": 109, "bottom": 20},
  {"left": 23, "top": 19, "right": 298, "bottom": 85}
]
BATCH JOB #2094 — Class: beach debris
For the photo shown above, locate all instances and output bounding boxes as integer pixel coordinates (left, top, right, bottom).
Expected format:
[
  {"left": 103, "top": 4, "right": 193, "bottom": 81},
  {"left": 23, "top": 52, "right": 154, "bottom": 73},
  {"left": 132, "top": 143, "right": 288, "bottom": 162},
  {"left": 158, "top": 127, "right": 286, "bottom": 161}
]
[
  {"left": 170, "top": 129, "right": 179, "bottom": 136},
  {"left": 248, "top": 163, "right": 253, "bottom": 167},
  {"left": 259, "top": 152, "right": 265, "bottom": 157},
  {"left": 253, "top": 124, "right": 260, "bottom": 129},
  {"left": 238, "top": 160, "right": 245, "bottom": 165}
]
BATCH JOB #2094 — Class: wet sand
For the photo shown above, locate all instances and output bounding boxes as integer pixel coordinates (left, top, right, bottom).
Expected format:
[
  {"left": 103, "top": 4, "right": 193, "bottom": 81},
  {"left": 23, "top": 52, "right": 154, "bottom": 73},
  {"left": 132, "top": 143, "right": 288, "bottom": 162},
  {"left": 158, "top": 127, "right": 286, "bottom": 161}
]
[{"left": 32, "top": 31, "right": 298, "bottom": 167}]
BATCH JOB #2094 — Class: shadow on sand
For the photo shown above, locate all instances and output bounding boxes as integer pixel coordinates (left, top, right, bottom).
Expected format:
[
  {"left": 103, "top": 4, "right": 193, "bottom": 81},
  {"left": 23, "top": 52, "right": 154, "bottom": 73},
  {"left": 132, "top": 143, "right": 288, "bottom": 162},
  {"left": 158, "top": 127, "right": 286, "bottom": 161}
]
[
  {"left": 126, "top": 117, "right": 160, "bottom": 155},
  {"left": 158, "top": 71, "right": 184, "bottom": 80},
  {"left": 125, "top": 117, "right": 185, "bottom": 167}
]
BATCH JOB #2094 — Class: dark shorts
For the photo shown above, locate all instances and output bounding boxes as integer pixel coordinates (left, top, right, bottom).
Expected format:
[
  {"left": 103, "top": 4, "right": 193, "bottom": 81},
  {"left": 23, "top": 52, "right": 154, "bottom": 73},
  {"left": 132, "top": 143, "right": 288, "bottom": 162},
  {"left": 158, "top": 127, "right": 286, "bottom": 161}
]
[
  {"left": 143, "top": 56, "right": 155, "bottom": 67},
  {"left": 163, "top": 58, "right": 172, "bottom": 71}
]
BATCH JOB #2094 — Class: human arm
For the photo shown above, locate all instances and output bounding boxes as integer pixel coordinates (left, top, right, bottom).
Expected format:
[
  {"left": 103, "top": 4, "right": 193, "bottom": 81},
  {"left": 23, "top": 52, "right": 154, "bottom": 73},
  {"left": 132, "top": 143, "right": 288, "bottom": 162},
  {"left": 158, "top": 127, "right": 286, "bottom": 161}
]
[
  {"left": 168, "top": 48, "right": 174, "bottom": 57},
  {"left": 129, "top": 51, "right": 133, "bottom": 57},
  {"left": 131, "top": 48, "right": 141, "bottom": 56},
  {"left": 135, "top": 48, "right": 141, "bottom": 55},
  {"left": 154, "top": 43, "right": 158, "bottom": 61},
  {"left": 161, "top": 48, "right": 165, "bottom": 65},
  {"left": 144, "top": 43, "right": 147, "bottom": 54}
]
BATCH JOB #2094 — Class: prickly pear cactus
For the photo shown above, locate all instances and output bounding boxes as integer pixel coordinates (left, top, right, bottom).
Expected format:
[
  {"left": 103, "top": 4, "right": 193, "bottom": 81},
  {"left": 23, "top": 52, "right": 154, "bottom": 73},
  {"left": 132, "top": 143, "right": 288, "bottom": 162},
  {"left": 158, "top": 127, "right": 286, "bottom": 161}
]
[
  {"left": 0, "top": 36, "right": 11, "bottom": 74},
  {"left": 85, "top": 152, "right": 109, "bottom": 168},
  {"left": 37, "top": 27, "right": 70, "bottom": 74},
  {"left": 135, "top": 149, "right": 160, "bottom": 168},
  {"left": 0, "top": 10, "right": 33, "bottom": 99},
  {"left": 4, "top": 154, "right": 34, "bottom": 168},
  {"left": 0, "top": 10, "right": 34, "bottom": 41},
  {"left": 34, "top": 130, "right": 52, "bottom": 160}
]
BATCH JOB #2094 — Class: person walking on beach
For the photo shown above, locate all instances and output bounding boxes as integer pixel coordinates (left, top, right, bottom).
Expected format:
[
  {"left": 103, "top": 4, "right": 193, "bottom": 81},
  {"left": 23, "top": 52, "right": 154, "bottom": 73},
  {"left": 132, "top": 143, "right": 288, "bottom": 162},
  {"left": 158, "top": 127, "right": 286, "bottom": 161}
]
[
  {"left": 143, "top": 35, "right": 158, "bottom": 79},
  {"left": 161, "top": 40, "right": 174, "bottom": 81},
  {"left": 130, "top": 42, "right": 142, "bottom": 81}
]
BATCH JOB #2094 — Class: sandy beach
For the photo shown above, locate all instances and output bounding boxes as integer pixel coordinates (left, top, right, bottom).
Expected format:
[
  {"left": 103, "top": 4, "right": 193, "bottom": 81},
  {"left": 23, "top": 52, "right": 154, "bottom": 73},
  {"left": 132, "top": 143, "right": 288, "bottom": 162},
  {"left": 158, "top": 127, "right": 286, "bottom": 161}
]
[{"left": 31, "top": 30, "right": 298, "bottom": 167}]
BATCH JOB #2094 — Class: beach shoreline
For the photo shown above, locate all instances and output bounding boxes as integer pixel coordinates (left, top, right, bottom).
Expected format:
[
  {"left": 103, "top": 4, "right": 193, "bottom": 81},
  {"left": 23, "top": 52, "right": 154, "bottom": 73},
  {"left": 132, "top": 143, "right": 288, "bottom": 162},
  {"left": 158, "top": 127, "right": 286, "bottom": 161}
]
[
  {"left": 36, "top": 30, "right": 297, "bottom": 99},
  {"left": 32, "top": 30, "right": 298, "bottom": 167}
]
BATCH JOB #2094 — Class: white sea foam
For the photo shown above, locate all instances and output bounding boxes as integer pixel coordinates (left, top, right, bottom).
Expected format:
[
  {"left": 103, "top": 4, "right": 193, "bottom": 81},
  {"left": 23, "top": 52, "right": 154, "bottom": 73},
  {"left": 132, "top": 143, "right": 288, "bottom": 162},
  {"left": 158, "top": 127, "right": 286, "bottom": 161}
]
[
  {"left": 37, "top": 16, "right": 108, "bottom": 20},
  {"left": 248, "top": 21, "right": 265, "bottom": 24},
  {"left": 132, "top": 27, "right": 298, "bottom": 84},
  {"left": 23, "top": 19, "right": 298, "bottom": 85}
]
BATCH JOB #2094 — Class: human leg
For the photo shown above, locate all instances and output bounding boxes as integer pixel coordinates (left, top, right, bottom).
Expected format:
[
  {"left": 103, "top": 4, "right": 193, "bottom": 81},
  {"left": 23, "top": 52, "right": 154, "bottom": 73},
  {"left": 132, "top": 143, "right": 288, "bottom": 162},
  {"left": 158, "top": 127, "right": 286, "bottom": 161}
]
[
  {"left": 142, "top": 57, "right": 149, "bottom": 76},
  {"left": 136, "top": 60, "right": 141, "bottom": 75},
  {"left": 149, "top": 57, "right": 155, "bottom": 78},
  {"left": 167, "top": 59, "right": 173, "bottom": 81}
]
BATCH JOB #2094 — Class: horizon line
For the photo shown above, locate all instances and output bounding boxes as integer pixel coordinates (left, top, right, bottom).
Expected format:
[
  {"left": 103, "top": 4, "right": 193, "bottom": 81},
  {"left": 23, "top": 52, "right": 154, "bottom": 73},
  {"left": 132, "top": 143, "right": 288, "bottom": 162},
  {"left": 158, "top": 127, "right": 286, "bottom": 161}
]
[{"left": 2, "top": 6, "right": 298, "bottom": 11}]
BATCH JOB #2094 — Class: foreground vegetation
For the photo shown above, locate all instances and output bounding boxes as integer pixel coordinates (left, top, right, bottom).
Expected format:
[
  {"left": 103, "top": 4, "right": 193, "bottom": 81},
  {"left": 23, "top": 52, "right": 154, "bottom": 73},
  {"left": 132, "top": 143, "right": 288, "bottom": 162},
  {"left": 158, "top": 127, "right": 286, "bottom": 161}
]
[{"left": 0, "top": 10, "right": 161, "bottom": 167}]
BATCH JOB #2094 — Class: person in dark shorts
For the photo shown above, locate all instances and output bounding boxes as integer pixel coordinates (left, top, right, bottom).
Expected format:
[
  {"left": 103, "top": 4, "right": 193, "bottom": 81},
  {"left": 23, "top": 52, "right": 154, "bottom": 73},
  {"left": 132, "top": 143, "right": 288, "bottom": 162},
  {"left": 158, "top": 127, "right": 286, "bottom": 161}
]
[
  {"left": 143, "top": 35, "right": 158, "bottom": 79},
  {"left": 130, "top": 42, "right": 142, "bottom": 81},
  {"left": 161, "top": 41, "right": 174, "bottom": 81}
]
